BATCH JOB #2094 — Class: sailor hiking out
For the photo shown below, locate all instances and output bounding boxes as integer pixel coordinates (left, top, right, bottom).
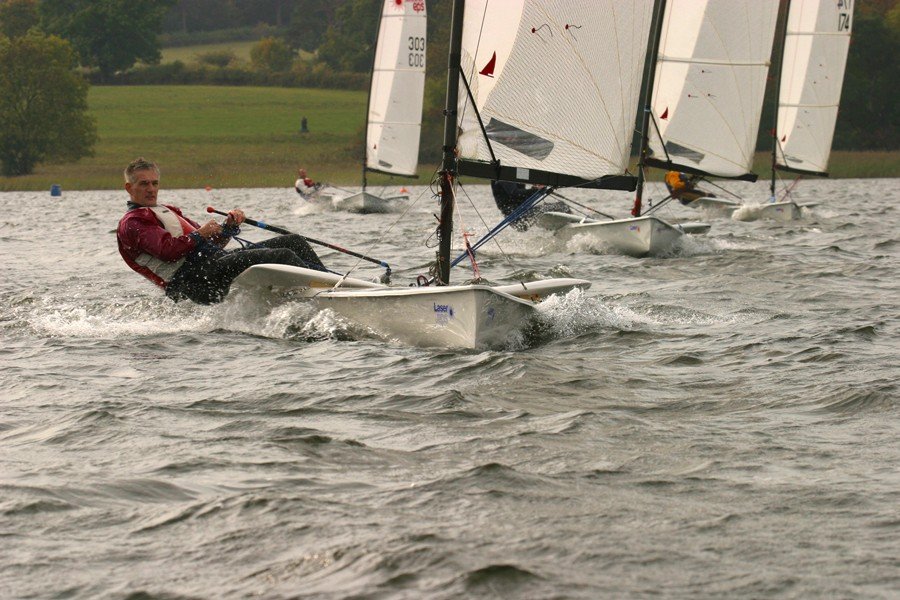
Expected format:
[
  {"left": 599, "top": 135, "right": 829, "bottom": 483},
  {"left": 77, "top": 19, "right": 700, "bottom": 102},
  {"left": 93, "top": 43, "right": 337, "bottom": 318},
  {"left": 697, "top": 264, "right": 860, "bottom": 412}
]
[{"left": 117, "top": 158, "right": 327, "bottom": 304}]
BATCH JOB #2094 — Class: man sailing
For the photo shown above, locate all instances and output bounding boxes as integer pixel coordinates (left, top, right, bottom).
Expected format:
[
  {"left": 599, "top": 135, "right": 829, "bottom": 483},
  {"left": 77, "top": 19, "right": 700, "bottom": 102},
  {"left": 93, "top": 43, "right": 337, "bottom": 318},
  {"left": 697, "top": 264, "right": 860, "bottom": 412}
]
[
  {"left": 117, "top": 157, "right": 327, "bottom": 304},
  {"left": 664, "top": 171, "right": 716, "bottom": 205}
]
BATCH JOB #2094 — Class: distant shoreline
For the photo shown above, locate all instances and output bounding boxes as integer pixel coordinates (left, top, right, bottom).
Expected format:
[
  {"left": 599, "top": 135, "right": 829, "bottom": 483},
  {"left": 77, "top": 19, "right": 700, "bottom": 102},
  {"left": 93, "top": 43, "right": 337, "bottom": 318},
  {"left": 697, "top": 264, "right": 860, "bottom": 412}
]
[
  {"left": 1, "top": 86, "right": 897, "bottom": 192},
  {"left": 3, "top": 151, "right": 897, "bottom": 193}
]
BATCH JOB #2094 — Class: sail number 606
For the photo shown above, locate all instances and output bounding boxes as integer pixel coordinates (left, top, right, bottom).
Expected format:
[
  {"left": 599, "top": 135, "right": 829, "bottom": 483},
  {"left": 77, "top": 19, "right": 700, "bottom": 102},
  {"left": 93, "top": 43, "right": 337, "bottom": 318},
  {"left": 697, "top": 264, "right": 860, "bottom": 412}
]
[{"left": 408, "top": 36, "right": 425, "bottom": 68}]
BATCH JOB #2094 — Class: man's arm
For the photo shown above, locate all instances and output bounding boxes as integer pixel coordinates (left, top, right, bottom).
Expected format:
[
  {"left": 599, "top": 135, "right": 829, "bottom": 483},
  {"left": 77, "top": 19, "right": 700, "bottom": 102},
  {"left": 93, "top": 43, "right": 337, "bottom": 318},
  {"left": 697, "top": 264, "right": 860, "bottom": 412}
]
[{"left": 125, "top": 214, "right": 197, "bottom": 261}]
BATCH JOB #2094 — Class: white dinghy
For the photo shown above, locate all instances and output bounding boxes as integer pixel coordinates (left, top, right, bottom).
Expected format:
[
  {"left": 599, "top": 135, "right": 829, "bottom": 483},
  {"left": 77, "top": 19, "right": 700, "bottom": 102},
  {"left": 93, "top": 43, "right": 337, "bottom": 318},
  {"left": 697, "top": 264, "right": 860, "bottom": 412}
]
[
  {"left": 751, "top": 0, "right": 855, "bottom": 221},
  {"left": 532, "top": 0, "right": 749, "bottom": 257},
  {"left": 458, "top": 0, "right": 657, "bottom": 257},
  {"left": 552, "top": 214, "right": 684, "bottom": 257},
  {"left": 315, "top": 0, "right": 661, "bottom": 348},
  {"left": 640, "top": 0, "right": 780, "bottom": 225},
  {"left": 335, "top": 0, "right": 426, "bottom": 213}
]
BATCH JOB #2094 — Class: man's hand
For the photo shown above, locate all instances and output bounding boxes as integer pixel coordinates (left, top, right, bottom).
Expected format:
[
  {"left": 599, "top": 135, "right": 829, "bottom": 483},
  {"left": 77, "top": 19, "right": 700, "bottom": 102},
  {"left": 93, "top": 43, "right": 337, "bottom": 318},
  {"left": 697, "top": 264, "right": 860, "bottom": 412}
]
[
  {"left": 197, "top": 219, "right": 223, "bottom": 239},
  {"left": 225, "top": 209, "right": 245, "bottom": 227}
]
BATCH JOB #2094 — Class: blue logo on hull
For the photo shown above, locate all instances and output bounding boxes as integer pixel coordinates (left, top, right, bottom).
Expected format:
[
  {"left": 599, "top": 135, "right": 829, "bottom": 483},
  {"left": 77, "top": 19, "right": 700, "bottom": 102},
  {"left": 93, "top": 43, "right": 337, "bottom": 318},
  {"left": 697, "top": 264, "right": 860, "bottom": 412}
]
[{"left": 434, "top": 303, "right": 454, "bottom": 326}]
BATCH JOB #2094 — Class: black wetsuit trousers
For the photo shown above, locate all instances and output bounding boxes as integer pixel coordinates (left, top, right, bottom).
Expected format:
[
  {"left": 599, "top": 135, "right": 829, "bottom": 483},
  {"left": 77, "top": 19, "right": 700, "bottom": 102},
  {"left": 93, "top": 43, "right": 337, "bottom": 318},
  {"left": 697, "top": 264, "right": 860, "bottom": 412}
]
[{"left": 166, "top": 234, "right": 326, "bottom": 304}]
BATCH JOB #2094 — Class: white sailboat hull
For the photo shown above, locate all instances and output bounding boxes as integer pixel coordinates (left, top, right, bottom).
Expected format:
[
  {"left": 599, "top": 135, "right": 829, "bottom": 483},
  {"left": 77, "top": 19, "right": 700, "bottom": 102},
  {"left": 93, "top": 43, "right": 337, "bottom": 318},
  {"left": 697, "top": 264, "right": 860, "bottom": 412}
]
[
  {"left": 759, "top": 201, "right": 802, "bottom": 221},
  {"left": 316, "top": 285, "right": 537, "bottom": 349},
  {"left": 732, "top": 201, "right": 802, "bottom": 222},
  {"left": 687, "top": 196, "right": 741, "bottom": 217},
  {"left": 333, "top": 191, "right": 408, "bottom": 214},
  {"left": 317, "top": 278, "right": 589, "bottom": 349},
  {"left": 232, "top": 265, "right": 588, "bottom": 348},
  {"left": 231, "top": 264, "right": 382, "bottom": 299},
  {"left": 555, "top": 216, "right": 684, "bottom": 257},
  {"left": 296, "top": 187, "right": 343, "bottom": 205}
]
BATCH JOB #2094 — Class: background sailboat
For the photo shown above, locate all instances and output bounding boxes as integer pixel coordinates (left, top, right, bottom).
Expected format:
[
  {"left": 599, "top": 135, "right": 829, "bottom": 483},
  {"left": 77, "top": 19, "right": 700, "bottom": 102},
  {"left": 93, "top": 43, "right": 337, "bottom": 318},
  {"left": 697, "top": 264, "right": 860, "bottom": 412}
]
[
  {"left": 315, "top": 0, "right": 656, "bottom": 348},
  {"left": 532, "top": 0, "right": 747, "bottom": 256},
  {"left": 759, "top": 0, "right": 855, "bottom": 220},
  {"left": 468, "top": 0, "right": 672, "bottom": 254},
  {"left": 642, "top": 0, "right": 780, "bottom": 220},
  {"left": 335, "top": 0, "right": 427, "bottom": 214}
]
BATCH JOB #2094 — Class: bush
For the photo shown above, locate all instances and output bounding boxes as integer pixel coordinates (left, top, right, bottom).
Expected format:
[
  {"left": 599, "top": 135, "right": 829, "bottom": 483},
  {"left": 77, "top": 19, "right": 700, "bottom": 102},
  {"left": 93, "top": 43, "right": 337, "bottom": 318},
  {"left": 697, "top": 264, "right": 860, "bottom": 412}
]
[
  {"left": 0, "top": 32, "right": 96, "bottom": 175},
  {"left": 103, "top": 58, "right": 368, "bottom": 91},
  {"left": 250, "top": 36, "right": 293, "bottom": 73},
  {"left": 160, "top": 25, "right": 284, "bottom": 48},
  {"left": 196, "top": 49, "right": 236, "bottom": 67}
]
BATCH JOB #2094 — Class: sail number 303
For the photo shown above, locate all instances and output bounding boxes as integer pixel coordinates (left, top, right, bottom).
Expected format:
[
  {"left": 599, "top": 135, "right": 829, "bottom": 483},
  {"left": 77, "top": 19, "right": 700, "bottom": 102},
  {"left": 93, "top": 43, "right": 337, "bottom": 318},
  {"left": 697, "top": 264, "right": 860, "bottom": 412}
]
[{"left": 408, "top": 36, "right": 425, "bottom": 68}]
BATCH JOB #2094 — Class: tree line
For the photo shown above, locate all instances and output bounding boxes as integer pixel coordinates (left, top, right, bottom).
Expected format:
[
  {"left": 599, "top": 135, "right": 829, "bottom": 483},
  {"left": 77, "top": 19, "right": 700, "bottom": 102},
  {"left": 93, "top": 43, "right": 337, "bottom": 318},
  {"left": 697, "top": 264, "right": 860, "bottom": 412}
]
[{"left": 0, "top": 0, "right": 897, "bottom": 176}]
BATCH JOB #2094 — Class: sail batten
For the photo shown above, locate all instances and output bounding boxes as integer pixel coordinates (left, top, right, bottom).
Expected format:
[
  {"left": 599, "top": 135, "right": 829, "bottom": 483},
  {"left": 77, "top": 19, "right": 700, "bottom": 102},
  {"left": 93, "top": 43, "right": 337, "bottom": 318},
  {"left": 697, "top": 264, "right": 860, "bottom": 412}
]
[
  {"left": 657, "top": 57, "right": 769, "bottom": 67},
  {"left": 457, "top": 0, "right": 653, "bottom": 188},
  {"left": 365, "top": 0, "right": 427, "bottom": 178},
  {"left": 648, "top": 0, "right": 780, "bottom": 179},
  {"left": 774, "top": 0, "right": 853, "bottom": 176}
]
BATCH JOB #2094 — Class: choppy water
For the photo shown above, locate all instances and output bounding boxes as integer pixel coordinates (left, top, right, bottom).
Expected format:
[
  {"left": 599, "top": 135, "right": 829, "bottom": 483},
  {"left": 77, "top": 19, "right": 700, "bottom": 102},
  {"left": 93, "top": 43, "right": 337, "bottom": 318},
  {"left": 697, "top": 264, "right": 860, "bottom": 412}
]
[{"left": 1, "top": 178, "right": 898, "bottom": 599}]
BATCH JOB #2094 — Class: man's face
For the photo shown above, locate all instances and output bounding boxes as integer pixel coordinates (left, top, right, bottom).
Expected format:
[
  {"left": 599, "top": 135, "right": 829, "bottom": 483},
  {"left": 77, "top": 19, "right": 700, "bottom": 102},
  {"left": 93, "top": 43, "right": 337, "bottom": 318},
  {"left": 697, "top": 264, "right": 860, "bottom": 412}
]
[{"left": 125, "top": 169, "right": 160, "bottom": 207}]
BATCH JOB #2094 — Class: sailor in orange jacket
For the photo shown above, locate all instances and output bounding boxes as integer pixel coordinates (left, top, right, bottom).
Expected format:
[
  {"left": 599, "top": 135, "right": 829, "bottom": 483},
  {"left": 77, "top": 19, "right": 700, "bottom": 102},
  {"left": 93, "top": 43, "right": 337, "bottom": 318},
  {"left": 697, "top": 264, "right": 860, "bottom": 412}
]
[{"left": 665, "top": 171, "right": 714, "bottom": 205}]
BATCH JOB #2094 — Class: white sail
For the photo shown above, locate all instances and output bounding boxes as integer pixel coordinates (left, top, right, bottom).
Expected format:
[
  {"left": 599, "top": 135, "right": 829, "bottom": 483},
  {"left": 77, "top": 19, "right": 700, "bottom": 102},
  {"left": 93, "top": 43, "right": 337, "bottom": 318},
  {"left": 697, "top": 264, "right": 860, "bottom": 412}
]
[
  {"left": 365, "top": 0, "right": 427, "bottom": 177},
  {"left": 647, "top": 0, "right": 779, "bottom": 178},
  {"left": 775, "top": 0, "right": 853, "bottom": 175},
  {"left": 457, "top": 0, "right": 654, "bottom": 181}
]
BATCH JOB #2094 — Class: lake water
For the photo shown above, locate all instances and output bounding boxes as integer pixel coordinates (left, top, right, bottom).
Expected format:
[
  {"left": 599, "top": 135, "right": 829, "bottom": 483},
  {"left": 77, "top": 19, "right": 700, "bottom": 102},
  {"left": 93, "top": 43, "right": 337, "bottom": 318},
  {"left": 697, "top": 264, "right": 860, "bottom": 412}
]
[{"left": 1, "top": 178, "right": 898, "bottom": 599}]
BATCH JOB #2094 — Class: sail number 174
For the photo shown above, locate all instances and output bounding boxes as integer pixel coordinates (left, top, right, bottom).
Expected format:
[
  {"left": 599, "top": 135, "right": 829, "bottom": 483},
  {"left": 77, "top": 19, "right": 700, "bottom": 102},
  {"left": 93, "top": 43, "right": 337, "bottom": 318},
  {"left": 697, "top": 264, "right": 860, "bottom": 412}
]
[
  {"left": 837, "top": 0, "right": 852, "bottom": 31},
  {"left": 409, "top": 36, "right": 425, "bottom": 68}
]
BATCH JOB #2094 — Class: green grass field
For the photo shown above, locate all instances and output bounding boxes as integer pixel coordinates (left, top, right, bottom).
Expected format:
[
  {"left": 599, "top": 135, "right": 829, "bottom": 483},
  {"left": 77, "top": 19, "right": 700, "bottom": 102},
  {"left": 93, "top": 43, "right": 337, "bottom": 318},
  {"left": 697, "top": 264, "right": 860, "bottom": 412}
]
[
  {"left": 0, "top": 85, "right": 437, "bottom": 191},
  {"left": 0, "top": 85, "right": 897, "bottom": 192}
]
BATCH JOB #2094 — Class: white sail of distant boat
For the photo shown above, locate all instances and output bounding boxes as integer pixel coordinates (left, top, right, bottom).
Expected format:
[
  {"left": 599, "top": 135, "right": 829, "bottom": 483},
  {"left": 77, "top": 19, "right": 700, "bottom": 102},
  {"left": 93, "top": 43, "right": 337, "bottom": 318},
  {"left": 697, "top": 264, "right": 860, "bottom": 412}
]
[
  {"left": 311, "top": 0, "right": 658, "bottom": 347},
  {"left": 528, "top": 0, "right": 740, "bottom": 256},
  {"left": 645, "top": 0, "right": 780, "bottom": 181},
  {"left": 737, "top": 0, "right": 855, "bottom": 221},
  {"left": 336, "top": 0, "right": 427, "bottom": 213},
  {"left": 774, "top": 0, "right": 853, "bottom": 178},
  {"left": 456, "top": 0, "right": 650, "bottom": 188}
]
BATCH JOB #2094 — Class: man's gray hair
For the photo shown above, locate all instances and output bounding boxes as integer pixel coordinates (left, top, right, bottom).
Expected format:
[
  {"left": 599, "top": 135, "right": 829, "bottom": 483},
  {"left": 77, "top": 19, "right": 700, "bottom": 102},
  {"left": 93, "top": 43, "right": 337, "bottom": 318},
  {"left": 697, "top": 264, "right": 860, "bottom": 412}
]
[{"left": 124, "top": 157, "right": 159, "bottom": 183}]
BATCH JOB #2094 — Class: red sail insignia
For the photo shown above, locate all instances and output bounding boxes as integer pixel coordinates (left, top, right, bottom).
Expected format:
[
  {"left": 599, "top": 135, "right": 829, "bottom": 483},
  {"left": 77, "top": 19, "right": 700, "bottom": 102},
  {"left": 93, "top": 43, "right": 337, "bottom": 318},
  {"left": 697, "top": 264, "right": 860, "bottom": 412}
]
[{"left": 479, "top": 52, "right": 496, "bottom": 77}]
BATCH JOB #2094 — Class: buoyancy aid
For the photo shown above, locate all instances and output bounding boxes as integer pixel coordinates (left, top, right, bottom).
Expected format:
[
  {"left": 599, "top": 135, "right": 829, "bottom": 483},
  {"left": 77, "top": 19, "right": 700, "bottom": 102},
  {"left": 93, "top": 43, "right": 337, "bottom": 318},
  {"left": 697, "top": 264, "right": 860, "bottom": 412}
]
[
  {"left": 665, "top": 171, "right": 687, "bottom": 194},
  {"left": 132, "top": 206, "right": 197, "bottom": 284}
]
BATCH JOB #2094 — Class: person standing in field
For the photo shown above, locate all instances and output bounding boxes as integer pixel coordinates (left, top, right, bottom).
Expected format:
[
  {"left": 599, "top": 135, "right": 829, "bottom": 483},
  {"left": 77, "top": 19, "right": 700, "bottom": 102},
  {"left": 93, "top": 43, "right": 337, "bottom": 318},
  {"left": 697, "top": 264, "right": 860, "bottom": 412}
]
[{"left": 117, "top": 157, "right": 327, "bottom": 304}]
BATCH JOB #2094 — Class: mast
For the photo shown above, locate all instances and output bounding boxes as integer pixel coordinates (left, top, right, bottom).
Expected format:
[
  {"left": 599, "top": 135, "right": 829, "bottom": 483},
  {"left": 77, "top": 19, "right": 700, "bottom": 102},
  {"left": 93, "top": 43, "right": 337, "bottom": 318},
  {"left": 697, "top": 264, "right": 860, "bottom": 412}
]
[
  {"left": 770, "top": 0, "right": 791, "bottom": 200},
  {"left": 436, "top": 0, "right": 465, "bottom": 286},
  {"left": 632, "top": 0, "right": 667, "bottom": 218},
  {"left": 360, "top": 1, "right": 387, "bottom": 194}
]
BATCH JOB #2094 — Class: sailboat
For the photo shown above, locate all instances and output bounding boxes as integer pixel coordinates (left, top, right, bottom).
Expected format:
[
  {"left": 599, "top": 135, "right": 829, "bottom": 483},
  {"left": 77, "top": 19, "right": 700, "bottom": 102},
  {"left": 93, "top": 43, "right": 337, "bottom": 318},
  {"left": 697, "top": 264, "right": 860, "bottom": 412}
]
[
  {"left": 333, "top": 0, "right": 427, "bottom": 214},
  {"left": 308, "top": 0, "right": 654, "bottom": 348},
  {"left": 633, "top": 0, "right": 781, "bottom": 225},
  {"left": 755, "top": 0, "right": 855, "bottom": 221},
  {"left": 538, "top": 0, "right": 776, "bottom": 257}
]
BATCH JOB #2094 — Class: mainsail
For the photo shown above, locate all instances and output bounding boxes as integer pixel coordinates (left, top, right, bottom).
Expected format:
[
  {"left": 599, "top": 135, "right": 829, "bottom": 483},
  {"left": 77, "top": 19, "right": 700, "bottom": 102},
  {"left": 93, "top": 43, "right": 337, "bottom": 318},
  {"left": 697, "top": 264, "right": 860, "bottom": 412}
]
[
  {"left": 774, "top": 0, "right": 853, "bottom": 176},
  {"left": 646, "top": 0, "right": 780, "bottom": 180},
  {"left": 456, "top": 0, "right": 654, "bottom": 189},
  {"left": 365, "top": 0, "right": 427, "bottom": 177}
]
